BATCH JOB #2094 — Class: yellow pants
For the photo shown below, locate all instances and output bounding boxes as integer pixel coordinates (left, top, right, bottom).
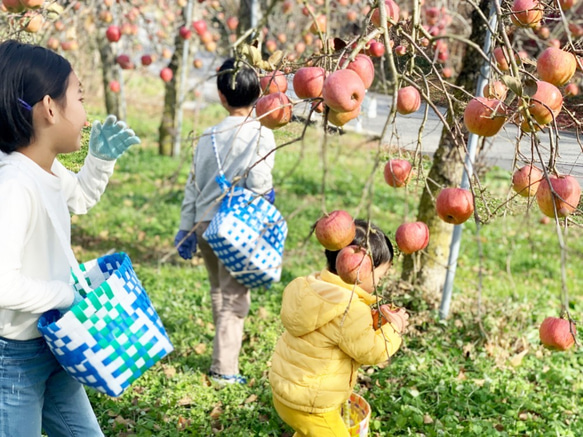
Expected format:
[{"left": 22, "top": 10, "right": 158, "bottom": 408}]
[{"left": 273, "top": 397, "right": 350, "bottom": 437}]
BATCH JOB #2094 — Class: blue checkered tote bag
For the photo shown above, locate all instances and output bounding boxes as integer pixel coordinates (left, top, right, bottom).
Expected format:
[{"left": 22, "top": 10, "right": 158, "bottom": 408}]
[
  {"left": 38, "top": 252, "right": 174, "bottom": 397},
  {"left": 202, "top": 128, "right": 287, "bottom": 289}
]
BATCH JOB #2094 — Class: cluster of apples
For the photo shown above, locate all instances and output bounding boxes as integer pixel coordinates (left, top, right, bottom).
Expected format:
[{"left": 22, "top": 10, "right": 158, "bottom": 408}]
[
  {"left": 255, "top": 53, "right": 378, "bottom": 130},
  {"left": 511, "top": 165, "right": 581, "bottom": 219},
  {"left": 313, "top": 210, "right": 372, "bottom": 286},
  {"left": 463, "top": 0, "right": 581, "bottom": 139},
  {"left": 382, "top": 157, "right": 475, "bottom": 255},
  {"left": 1, "top": 0, "right": 51, "bottom": 34}
]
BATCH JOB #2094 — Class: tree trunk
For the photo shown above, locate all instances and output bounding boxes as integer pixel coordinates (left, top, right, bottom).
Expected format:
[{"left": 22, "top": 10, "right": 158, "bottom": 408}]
[
  {"left": 158, "top": 15, "right": 189, "bottom": 156},
  {"left": 401, "top": 0, "right": 491, "bottom": 301},
  {"left": 97, "top": 32, "right": 124, "bottom": 119}
]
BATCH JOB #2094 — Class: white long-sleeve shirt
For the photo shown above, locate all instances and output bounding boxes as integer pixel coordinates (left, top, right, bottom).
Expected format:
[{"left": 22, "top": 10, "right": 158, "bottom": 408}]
[
  {"left": 0, "top": 152, "right": 115, "bottom": 340},
  {"left": 179, "top": 116, "right": 276, "bottom": 230}
]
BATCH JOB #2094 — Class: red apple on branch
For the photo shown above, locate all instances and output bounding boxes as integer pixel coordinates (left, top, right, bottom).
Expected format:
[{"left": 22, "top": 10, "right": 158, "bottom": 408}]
[
  {"left": 396, "top": 86, "right": 421, "bottom": 115},
  {"left": 106, "top": 25, "right": 121, "bottom": 42},
  {"left": 322, "top": 69, "right": 366, "bottom": 112},
  {"left": 371, "top": 0, "right": 400, "bottom": 28},
  {"left": 160, "top": 67, "right": 173, "bottom": 82},
  {"left": 539, "top": 317, "right": 577, "bottom": 351},
  {"left": 436, "top": 188, "right": 474, "bottom": 225},
  {"left": 336, "top": 245, "right": 372, "bottom": 285},
  {"left": 383, "top": 159, "right": 412, "bottom": 187},
  {"left": 327, "top": 107, "right": 361, "bottom": 127},
  {"left": 260, "top": 71, "right": 288, "bottom": 95},
  {"left": 527, "top": 80, "right": 563, "bottom": 126},
  {"left": 483, "top": 81, "right": 508, "bottom": 100},
  {"left": 493, "top": 47, "right": 511, "bottom": 71},
  {"left": 293, "top": 67, "right": 326, "bottom": 99},
  {"left": 463, "top": 97, "right": 507, "bottom": 137},
  {"left": 512, "top": 165, "right": 543, "bottom": 197},
  {"left": 255, "top": 92, "right": 292, "bottom": 130},
  {"left": 192, "top": 20, "right": 207, "bottom": 36},
  {"left": 510, "top": 0, "right": 544, "bottom": 28},
  {"left": 395, "top": 222, "right": 430, "bottom": 254},
  {"left": 314, "top": 210, "right": 356, "bottom": 251},
  {"left": 141, "top": 54, "right": 153, "bottom": 66},
  {"left": 179, "top": 26, "right": 192, "bottom": 40},
  {"left": 109, "top": 80, "right": 120, "bottom": 93},
  {"left": 535, "top": 174, "right": 581, "bottom": 218},
  {"left": 345, "top": 54, "right": 375, "bottom": 89},
  {"left": 536, "top": 48, "right": 577, "bottom": 88}
]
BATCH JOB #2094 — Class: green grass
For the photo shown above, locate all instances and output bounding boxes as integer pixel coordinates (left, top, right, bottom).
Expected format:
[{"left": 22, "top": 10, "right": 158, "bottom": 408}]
[{"left": 62, "top": 98, "right": 583, "bottom": 436}]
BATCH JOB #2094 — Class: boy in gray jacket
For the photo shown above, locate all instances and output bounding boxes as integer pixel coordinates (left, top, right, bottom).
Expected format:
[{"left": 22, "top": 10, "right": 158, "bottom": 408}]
[{"left": 174, "top": 58, "right": 276, "bottom": 384}]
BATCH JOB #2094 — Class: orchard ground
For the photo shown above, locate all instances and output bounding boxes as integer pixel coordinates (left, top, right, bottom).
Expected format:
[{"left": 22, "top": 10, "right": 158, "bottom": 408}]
[{"left": 65, "top": 72, "right": 583, "bottom": 436}]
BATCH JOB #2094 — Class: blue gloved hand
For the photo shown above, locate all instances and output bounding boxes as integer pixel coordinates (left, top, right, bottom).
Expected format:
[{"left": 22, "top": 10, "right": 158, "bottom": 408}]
[
  {"left": 89, "top": 115, "right": 141, "bottom": 161},
  {"left": 174, "top": 229, "right": 197, "bottom": 260},
  {"left": 264, "top": 188, "right": 276, "bottom": 204}
]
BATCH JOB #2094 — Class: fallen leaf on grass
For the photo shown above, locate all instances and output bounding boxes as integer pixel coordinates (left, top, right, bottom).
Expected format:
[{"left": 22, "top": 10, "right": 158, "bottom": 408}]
[
  {"left": 423, "top": 414, "right": 434, "bottom": 424},
  {"left": 114, "top": 415, "right": 135, "bottom": 426},
  {"left": 210, "top": 403, "right": 223, "bottom": 419},
  {"left": 194, "top": 343, "right": 207, "bottom": 355},
  {"left": 473, "top": 379, "right": 485, "bottom": 387},
  {"left": 244, "top": 394, "right": 258, "bottom": 404},
  {"left": 258, "top": 307, "right": 269, "bottom": 319},
  {"left": 177, "top": 396, "right": 194, "bottom": 406},
  {"left": 509, "top": 349, "right": 528, "bottom": 367},
  {"left": 163, "top": 365, "right": 176, "bottom": 378}
]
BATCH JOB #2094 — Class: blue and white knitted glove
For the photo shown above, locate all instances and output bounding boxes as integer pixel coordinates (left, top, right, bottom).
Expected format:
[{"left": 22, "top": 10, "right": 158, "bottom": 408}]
[{"left": 89, "top": 115, "right": 141, "bottom": 161}]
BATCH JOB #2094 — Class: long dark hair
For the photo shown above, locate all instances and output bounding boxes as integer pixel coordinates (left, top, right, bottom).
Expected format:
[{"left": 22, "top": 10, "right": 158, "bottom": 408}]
[
  {"left": 0, "top": 40, "right": 72, "bottom": 154},
  {"left": 325, "top": 219, "right": 394, "bottom": 274}
]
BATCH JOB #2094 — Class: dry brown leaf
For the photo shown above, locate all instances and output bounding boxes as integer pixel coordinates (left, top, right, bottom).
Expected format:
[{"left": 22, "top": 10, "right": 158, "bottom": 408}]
[
  {"left": 509, "top": 349, "right": 528, "bottom": 367},
  {"left": 244, "top": 394, "right": 258, "bottom": 404},
  {"left": 210, "top": 403, "right": 223, "bottom": 419},
  {"left": 177, "top": 396, "right": 194, "bottom": 406},
  {"left": 194, "top": 343, "right": 207, "bottom": 355},
  {"left": 163, "top": 365, "right": 176, "bottom": 378},
  {"left": 423, "top": 414, "right": 434, "bottom": 424},
  {"left": 473, "top": 379, "right": 486, "bottom": 387},
  {"left": 258, "top": 307, "right": 269, "bottom": 319}
]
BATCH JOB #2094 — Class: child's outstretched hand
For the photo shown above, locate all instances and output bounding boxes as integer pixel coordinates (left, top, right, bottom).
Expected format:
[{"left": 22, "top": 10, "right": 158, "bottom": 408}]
[
  {"left": 372, "top": 305, "right": 409, "bottom": 333},
  {"left": 89, "top": 115, "right": 141, "bottom": 161}
]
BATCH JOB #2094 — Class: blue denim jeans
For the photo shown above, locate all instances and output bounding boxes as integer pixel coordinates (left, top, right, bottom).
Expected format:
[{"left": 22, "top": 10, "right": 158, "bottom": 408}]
[{"left": 0, "top": 336, "right": 104, "bottom": 437}]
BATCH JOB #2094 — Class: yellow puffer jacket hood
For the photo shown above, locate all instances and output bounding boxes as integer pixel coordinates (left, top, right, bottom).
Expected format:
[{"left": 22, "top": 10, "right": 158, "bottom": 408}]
[{"left": 269, "top": 269, "right": 402, "bottom": 414}]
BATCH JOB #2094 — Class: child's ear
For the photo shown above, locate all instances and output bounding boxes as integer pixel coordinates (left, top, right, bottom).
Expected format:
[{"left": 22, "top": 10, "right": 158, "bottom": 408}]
[{"left": 38, "top": 95, "right": 57, "bottom": 124}]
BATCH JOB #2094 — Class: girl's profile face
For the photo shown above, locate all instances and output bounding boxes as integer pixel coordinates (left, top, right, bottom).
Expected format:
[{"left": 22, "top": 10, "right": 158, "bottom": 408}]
[{"left": 54, "top": 71, "right": 87, "bottom": 154}]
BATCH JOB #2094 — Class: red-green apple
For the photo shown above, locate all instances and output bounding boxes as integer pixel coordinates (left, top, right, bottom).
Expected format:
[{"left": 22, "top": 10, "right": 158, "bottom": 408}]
[
  {"left": 436, "top": 188, "right": 474, "bottom": 224},
  {"left": 255, "top": 92, "right": 292, "bottom": 130},
  {"left": 322, "top": 69, "right": 366, "bottom": 112},
  {"left": 536, "top": 174, "right": 581, "bottom": 217},
  {"left": 383, "top": 159, "right": 412, "bottom": 187},
  {"left": 395, "top": 222, "right": 430, "bottom": 254},
  {"left": 539, "top": 317, "right": 577, "bottom": 350},
  {"left": 314, "top": 210, "right": 356, "bottom": 251}
]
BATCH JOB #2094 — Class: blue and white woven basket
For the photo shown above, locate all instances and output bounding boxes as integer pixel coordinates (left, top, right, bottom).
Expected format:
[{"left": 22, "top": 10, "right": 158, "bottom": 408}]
[
  {"left": 203, "top": 177, "right": 287, "bottom": 289},
  {"left": 38, "top": 252, "right": 174, "bottom": 397}
]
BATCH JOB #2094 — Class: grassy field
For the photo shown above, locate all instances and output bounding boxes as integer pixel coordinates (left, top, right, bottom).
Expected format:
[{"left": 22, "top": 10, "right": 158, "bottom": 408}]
[{"left": 60, "top": 82, "right": 583, "bottom": 436}]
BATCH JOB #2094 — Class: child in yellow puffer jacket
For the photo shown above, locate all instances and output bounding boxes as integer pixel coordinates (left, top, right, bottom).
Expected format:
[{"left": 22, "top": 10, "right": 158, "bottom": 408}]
[{"left": 269, "top": 219, "right": 408, "bottom": 437}]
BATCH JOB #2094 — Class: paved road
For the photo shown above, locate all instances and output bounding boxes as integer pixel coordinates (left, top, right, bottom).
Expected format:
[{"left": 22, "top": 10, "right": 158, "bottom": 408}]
[{"left": 186, "top": 71, "right": 583, "bottom": 183}]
